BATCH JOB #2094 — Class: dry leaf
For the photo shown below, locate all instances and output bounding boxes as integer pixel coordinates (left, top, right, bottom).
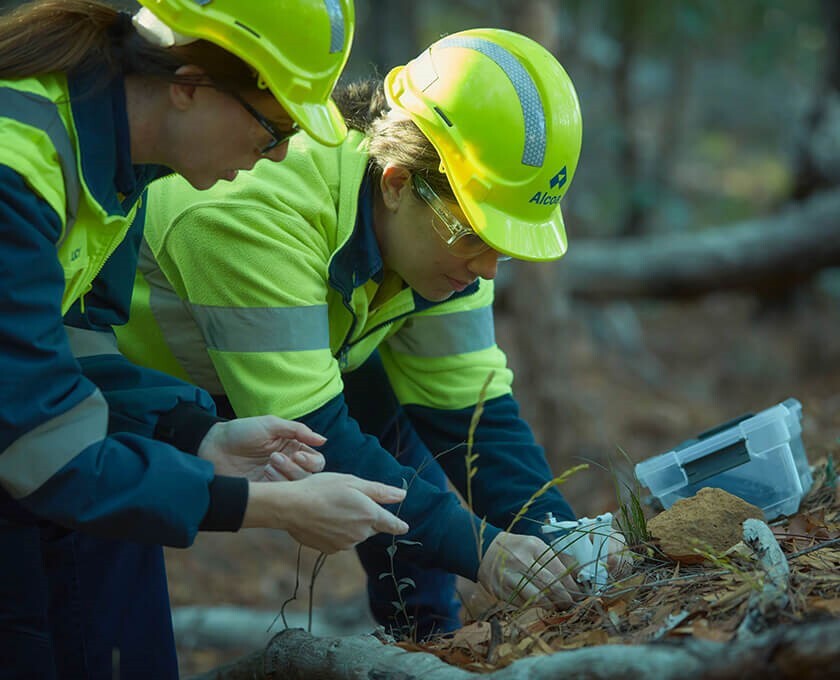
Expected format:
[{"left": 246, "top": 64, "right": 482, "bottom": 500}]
[
  {"left": 448, "top": 621, "right": 491, "bottom": 652},
  {"left": 808, "top": 597, "right": 840, "bottom": 615},
  {"left": 691, "top": 618, "right": 735, "bottom": 642}
]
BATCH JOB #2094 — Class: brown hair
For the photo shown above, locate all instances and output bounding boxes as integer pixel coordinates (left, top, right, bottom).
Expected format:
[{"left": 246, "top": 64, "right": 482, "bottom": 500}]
[
  {"left": 0, "top": 0, "right": 258, "bottom": 92},
  {"left": 332, "top": 78, "right": 455, "bottom": 201}
]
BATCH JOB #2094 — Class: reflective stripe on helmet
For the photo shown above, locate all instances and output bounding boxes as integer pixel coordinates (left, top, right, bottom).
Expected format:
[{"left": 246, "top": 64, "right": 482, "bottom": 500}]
[
  {"left": 323, "top": 0, "right": 346, "bottom": 54},
  {"left": 0, "top": 87, "right": 80, "bottom": 243},
  {"left": 436, "top": 36, "right": 546, "bottom": 168}
]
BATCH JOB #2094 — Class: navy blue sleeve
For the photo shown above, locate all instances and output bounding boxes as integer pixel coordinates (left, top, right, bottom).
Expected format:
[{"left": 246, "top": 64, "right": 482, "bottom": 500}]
[
  {"left": 405, "top": 394, "right": 576, "bottom": 538},
  {"left": 298, "top": 394, "right": 499, "bottom": 580},
  {"left": 64, "top": 195, "right": 224, "bottom": 454},
  {"left": 0, "top": 166, "right": 246, "bottom": 543}
]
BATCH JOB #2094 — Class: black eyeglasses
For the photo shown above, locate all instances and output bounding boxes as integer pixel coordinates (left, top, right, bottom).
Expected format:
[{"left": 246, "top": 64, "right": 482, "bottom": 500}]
[{"left": 231, "top": 92, "right": 300, "bottom": 156}]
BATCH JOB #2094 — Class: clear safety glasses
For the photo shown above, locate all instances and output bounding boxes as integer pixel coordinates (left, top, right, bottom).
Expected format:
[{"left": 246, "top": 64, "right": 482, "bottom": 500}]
[
  {"left": 412, "top": 174, "right": 512, "bottom": 262},
  {"left": 231, "top": 92, "right": 300, "bottom": 156}
]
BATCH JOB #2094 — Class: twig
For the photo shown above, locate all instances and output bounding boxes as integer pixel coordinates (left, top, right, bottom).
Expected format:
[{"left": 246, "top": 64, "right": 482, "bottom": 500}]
[
  {"left": 308, "top": 552, "right": 328, "bottom": 633},
  {"left": 273, "top": 543, "right": 303, "bottom": 632},
  {"left": 486, "top": 615, "right": 503, "bottom": 664},
  {"left": 788, "top": 535, "right": 840, "bottom": 560}
]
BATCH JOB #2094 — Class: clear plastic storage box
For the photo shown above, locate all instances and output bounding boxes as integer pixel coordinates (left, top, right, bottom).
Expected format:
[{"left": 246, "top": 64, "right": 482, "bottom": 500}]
[{"left": 634, "top": 398, "right": 813, "bottom": 520}]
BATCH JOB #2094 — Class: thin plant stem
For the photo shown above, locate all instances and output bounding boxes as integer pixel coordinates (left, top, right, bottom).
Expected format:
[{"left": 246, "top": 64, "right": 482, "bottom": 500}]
[{"left": 273, "top": 543, "right": 304, "bottom": 632}]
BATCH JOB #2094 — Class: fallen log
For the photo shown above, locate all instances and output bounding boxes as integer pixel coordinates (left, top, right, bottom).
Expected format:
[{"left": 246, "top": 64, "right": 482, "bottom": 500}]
[
  {"left": 191, "top": 618, "right": 840, "bottom": 680},
  {"left": 554, "top": 190, "right": 840, "bottom": 301}
]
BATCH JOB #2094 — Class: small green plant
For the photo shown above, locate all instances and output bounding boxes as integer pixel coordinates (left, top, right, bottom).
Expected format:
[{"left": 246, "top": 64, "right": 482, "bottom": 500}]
[
  {"left": 611, "top": 446, "right": 651, "bottom": 547},
  {"left": 824, "top": 452, "right": 837, "bottom": 489}
]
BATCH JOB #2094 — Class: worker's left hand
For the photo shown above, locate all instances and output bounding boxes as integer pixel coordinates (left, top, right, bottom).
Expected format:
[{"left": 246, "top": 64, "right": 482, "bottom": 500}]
[{"left": 197, "top": 416, "right": 326, "bottom": 481}]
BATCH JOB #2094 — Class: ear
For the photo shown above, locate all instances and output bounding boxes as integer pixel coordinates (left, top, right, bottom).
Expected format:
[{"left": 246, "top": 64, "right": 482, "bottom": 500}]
[
  {"left": 379, "top": 164, "right": 412, "bottom": 212},
  {"left": 168, "top": 64, "right": 207, "bottom": 111}
]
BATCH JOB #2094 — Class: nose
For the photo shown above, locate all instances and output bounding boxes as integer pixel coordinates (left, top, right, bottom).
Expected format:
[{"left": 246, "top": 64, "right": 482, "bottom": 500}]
[
  {"left": 264, "top": 140, "right": 290, "bottom": 163},
  {"left": 466, "top": 248, "right": 500, "bottom": 280}
]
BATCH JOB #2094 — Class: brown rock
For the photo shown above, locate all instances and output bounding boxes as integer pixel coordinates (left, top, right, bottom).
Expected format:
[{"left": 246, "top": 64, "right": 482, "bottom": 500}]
[{"left": 648, "top": 488, "right": 764, "bottom": 564}]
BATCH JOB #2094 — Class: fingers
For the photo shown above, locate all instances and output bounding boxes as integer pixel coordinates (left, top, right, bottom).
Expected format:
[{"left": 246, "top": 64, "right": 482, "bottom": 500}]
[
  {"left": 287, "top": 449, "right": 325, "bottom": 473},
  {"left": 370, "top": 506, "right": 409, "bottom": 536},
  {"left": 263, "top": 450, "right": 326, "bottom": 481},
  {"left": 352, "top": 479, "right": 408, "bottom": 505},
  {"left": 266, "top": 417, "right": 327, "bottom": 447}
]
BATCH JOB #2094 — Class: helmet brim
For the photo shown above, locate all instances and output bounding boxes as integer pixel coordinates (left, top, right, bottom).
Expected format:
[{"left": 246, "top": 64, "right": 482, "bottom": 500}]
[
  {"left": 459, "top": 191, "right": 569, "bottom": 262},
  {"left": 278, "top": 95, "right": 347, "bottom": 147}
]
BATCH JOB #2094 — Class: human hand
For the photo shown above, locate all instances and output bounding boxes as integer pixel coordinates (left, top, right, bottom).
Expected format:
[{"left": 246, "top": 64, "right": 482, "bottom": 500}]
[
  {"left": 477, "top": 532, "right": 580, "bottom": 609},
  {"left": 243, "top": 472, "right": 410, "bottom": 554},
  {"left": 197, "top": 415, "right": 326, "bottom": 481}
]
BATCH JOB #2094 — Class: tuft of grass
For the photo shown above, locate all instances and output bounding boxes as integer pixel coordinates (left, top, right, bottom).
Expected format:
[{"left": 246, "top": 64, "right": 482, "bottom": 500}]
[
  {"left": 824, "top": 452, "right": 837, "bottom": 489},
  {"left": 611, "top": 446, "right": 651, "bottom": 547}
]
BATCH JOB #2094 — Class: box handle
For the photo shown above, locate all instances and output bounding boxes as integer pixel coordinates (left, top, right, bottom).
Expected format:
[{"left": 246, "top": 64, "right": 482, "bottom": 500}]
[
  {"left": 682, "top": 439, "right": 750, "bottom": 484},
  {"left": 696, "top": 412, "right": 754, "bottom": 440}
]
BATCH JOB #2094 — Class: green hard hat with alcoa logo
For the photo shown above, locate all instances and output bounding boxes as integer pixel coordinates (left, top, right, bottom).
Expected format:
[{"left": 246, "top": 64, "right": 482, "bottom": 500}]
[
  {"left": 136, "top": 0, "right": 354, "bottom": 147},
  {"left": 384, "top": 28, "right": 582, "bottom": 261}
]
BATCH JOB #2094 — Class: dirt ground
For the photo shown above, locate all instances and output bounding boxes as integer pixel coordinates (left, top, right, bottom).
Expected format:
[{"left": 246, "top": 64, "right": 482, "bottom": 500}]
[{"left": 165, "top": 284, "right": 840, "bottom": 676}]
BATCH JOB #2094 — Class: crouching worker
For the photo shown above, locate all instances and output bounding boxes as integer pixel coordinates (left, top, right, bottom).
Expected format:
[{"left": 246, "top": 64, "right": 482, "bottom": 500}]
[
  {"left": 0, "top": 1, "right": 410, "bottom": 678},
  {"left": 118, "top": 29, "right": 588, "bottom": 639}
]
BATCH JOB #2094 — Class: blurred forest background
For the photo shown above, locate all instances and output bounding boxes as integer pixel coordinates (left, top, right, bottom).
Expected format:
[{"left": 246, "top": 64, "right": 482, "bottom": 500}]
[{"left": 12, "top": 0, "right": 840, "bottom": 674}]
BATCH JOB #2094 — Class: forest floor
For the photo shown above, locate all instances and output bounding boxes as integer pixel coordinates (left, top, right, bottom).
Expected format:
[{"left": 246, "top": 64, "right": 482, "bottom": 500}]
[{"left": 165, "top": 285, "right": 840, "bottom": 676}]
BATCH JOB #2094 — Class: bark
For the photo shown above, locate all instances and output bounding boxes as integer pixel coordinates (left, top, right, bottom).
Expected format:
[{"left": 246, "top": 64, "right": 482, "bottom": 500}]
[
  {"left": 737, "top": 519, "right": 790, "bottom": 638},
  {"left": 191, "top": 619, "right": 840, "bottom": 680},
  {"left": 554, "top": 190, "right": 840, "bottom": 301}
]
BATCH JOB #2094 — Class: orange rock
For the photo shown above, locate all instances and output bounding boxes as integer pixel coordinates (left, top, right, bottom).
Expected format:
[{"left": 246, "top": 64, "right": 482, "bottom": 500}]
[{"left": 648, "top": 488, "right": 764, "bottom": 564}]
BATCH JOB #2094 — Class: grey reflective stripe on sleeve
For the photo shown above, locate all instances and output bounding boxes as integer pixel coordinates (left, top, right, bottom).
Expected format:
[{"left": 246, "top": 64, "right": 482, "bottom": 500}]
[
  {"left": 386, "top": 306, "right": 496, "bottom": 358},
  {"left": 0, "top": 87, "right": 81, "bottom": 244},
  {"left": 322, "top": 0, "right": 345, "bottom": 54},
  {"left": 0, "top": 390, "right": 108, "bottom": 499},
  {"left": 189, "top": 303, "right": 330, "bottom": 353},
  {"left": 436, "top": 37, "right": 546, "bottom": 168},
  {"left": 64, "top": 326, "right": 120, "bottom": 358}
]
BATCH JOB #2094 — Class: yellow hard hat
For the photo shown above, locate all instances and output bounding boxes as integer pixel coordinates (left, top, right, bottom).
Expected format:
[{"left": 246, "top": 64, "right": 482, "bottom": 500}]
[
  {"left": 136, "top": 0, "right": 354, "bottom": 146},
  {"left": 385, "top": 28, "right": 582, "bottom": 261}
]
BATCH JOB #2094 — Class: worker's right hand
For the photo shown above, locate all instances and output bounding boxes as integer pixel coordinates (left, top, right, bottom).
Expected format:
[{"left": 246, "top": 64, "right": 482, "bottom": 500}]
[
  {"left": 477, "top": 532, "right": 580, "bottom": 609},
  {"left": 242, "top": 472, "right": 409, "bottom": 554}
]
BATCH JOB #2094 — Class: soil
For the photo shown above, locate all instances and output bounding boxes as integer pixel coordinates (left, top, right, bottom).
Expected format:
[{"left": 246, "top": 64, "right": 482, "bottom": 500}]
[
  {"left": 647, "top": 488, "right": 764, "bottom": 563},
  {"left": 165, "top": 287, "right": 840, "bottom": 676}
]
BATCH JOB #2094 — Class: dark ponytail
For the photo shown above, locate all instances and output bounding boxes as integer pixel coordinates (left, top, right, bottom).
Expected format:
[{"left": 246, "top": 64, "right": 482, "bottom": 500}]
[
  {"left": 331, "top": 78, "right": 389, "bottom": 133},
  {"left": 0, "top": 0, "right": 258, "bottom": 92}
]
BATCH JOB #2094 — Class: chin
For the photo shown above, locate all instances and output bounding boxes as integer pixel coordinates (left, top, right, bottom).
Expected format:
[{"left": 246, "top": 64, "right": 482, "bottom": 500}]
[
  {"left": 181, "top": 172, "right": 219, "bottom": 191},
  {"left": 419, "top": 288, "right": 454, "bottom": 303}
]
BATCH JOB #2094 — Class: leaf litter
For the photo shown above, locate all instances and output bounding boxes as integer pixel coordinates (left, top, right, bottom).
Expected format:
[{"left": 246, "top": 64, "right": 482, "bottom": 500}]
[{"left": 400, "top": 454, "right": 840, "bottom": 672}]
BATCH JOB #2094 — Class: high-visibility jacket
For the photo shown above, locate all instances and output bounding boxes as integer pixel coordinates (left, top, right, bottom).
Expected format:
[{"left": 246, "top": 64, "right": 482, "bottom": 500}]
[
  {"left": 118, "top": 131, "right": 574, "bottom": 578},
  {"left": 0, "top": 67, "right": 246, "bottom": 543}
]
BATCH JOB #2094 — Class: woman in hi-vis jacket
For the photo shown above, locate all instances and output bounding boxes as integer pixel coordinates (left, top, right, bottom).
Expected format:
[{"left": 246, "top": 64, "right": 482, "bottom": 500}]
[{"left": 0, "top": 2, "right": 409, "bottom": 678}]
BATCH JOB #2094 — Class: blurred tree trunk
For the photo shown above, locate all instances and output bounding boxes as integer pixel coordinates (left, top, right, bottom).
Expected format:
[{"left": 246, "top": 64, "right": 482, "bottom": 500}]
[
  {"left": 366, "top": 0, "right": 418, "bottom": 72},
  {"left": 555, "top": 189, "right": 840, "bottom": 301},
  {"left": 791, "top": 0, "right": 840, "bottom": 200}
]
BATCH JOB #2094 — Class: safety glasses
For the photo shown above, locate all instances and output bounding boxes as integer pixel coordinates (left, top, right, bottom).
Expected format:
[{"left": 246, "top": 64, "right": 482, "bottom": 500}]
[
  {"left": 231, "top": 92, "right": 300, "bottom": 156},
  {"left": 412, "top": 174, "right": 511, "bottom": 261}
]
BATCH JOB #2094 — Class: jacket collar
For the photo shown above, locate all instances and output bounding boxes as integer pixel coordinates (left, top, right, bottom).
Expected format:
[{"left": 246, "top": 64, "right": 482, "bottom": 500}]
[
  {"left": 67, "top": 67, "right": 168, "bottom": 215},
  {"left": 328, "top": 168, "right": 384, "bottom": 300},
  {"left": 328, "top": 165, "right": 480, "bottom": 307}
]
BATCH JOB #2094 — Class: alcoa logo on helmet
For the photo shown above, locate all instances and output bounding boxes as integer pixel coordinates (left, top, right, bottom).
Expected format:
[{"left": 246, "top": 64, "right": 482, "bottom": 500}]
[{"left": 529, "top": 167, "right": 567, "bottom": 206}]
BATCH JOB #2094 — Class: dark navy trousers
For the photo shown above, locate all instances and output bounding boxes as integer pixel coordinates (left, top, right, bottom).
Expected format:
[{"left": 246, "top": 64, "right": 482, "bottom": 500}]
[
  {"left": 0, "top": 497, "right": 178, "bottom": 679},
  {"left": 343, "top": 353, "right": 460, "bottom": 639}
]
